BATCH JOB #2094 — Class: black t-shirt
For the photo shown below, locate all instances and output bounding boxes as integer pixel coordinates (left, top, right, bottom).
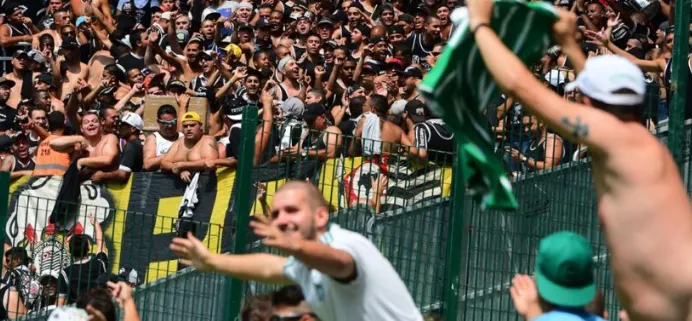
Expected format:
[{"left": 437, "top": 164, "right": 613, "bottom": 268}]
[
  {"left": 120, "top": 139, "right": 143, "bottom": 172},
  {"left": 57, "top": 252, "right": 109, "bottom": 303},
  {"left": 405, "top": 32, "right": 434, "bottom": 70},
  {"left": 116, "top": 53, "right": 145, "bottom": 72},
  {"left": 0, "top": 105, "right": 17, "bottom": 132},
  {"left": 413, "top": 120, "right": 455, "bottom": 165}
]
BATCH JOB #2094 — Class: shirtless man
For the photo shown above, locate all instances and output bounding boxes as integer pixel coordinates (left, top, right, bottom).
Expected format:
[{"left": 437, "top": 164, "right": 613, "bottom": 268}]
[
  {"left": 87, "top": 49, "right": 115, "bottom": 90},
  {"left": 148, "top": 31, "right": 202, "bottom": 84},
  {"left": 467, "top": 2, "right": 692, "bottom": 321},
  {"left": 58, "top": 37, "right": 89, "bottom": 100},
  {"left": 49, "top": 111, "right": 119, "bottom": 173},
  {"left": 4, "top": 51, "right": 29, "bottom": 108},
  {"left": 32, "top": 8, "right": 70, "bottom": 51},
  {"left": 352, "top": 94, "right": 412, "bottom": 155},
  {"left": 161, "top": 112, "right": 219, "bottom": 182}
]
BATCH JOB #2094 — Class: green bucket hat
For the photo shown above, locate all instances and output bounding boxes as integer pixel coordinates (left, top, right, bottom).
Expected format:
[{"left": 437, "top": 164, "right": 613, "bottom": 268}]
[{"left": 535, "top": 231, "right": 596, "bottom": 307}]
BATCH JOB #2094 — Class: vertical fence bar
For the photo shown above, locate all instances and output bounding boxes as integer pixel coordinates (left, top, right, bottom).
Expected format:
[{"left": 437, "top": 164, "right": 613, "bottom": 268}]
[
  {"left": 0, "top": 172, "right": 9, "bottom": 256},
  {"left": 669, "top": 0, "right": 691, "bottom": 171},
  {"left": 443, "top": 147, "right": 465, "bottom": 321},
  {"left": 225, "top": 106, "right": 259, "bottom": 320}
]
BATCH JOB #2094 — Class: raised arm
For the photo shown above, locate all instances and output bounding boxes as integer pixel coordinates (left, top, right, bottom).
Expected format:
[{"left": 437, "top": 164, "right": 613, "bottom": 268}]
[
  {"left": 170, "top": 232, "right": 290, "bottom": 284},
  {"left": 468, "top": 5, "right": 626, "bottom": 154},
  {"left": 89, "top": 213, "right": 107, "bottom": 255},
  {"left": 50, "top": 135, "right": 87, "bottom": 152}
]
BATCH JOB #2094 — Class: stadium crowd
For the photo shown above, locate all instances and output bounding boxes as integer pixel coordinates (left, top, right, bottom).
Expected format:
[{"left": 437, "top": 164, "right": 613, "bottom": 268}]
[{"left": 0, "top": 0, "right": 684, "bottom": 319}]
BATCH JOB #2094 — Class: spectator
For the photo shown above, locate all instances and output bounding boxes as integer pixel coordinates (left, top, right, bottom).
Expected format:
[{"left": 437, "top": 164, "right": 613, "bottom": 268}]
[
  {"left": 241, "top": 294, "right": 272, "bottom": 321},
  {"left": 510, "top": 116, "right": 565, "bottom": 173},
  {"left": 509, "top": 231, "right": 606, "bottom": 321},
  {"left": 33, "top": 111, "right": 72, "bottom": 177},
  {"left": 50, "top": 111, "right": 119, "bottom": 173},
  {"left": 58, "top": 214, "right": 108, "bottom": 304},
  {"left": 91, "top": 113, "right": 144, "bottom": 183},
  {"left": 0, "top": 77, "right": 16, "bottom": 134},
  {"left": 0, "top": 133, "right": 36, "bottom": 179},
  {"left": 143, "top": 104, "right": 182, "bottom": 171},
  {"left": 298, "top": 103, "right": 343, "bottom": 160},
  {"left": 27, "top": 106, "right": 48, "bottom": 154},
  {"left": 0, "top": 5, "right": 36, "bottom": 77},
  {"left": 58, "top": 36, "right": 89, "bottom": 101},
  {"left": 271, "top": 285, "right": 318, "bottom": 321},
  {"left": 404, "top": 99, "right": 455, "bottom": 165},
  {"left": 161, "top": 111, "right": 220, "bottom": 182}
]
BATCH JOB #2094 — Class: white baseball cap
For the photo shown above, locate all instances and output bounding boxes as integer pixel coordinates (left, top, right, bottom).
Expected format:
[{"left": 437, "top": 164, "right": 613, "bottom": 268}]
[
  {"left": 202, "top": 7, "right": 221, "bottom": 22},
  {"left": 564, "top": 55, "right": 645, "bottom": 105},
  {"left": 390, "top": 99, "right": 407, "bottom": 115},
  {"left": 121, "top": 112, "right": 144, "bottom": 132},
  {"left": 160, "top": 11, "right": 173, "bottom": 20}
]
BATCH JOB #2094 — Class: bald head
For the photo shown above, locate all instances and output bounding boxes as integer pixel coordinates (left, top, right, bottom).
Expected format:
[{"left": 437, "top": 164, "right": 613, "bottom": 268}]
[
  {"left": 276, "top": 181, "right": 329, "bottom": 212},
  {"left": 371, "top": 25, "right": 387, "bottom": 39}
]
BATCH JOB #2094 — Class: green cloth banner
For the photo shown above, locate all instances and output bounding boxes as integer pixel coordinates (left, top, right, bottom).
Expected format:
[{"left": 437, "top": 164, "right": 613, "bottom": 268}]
[{"left": 419, "top": 0, "right": 559, "bottom": 210}]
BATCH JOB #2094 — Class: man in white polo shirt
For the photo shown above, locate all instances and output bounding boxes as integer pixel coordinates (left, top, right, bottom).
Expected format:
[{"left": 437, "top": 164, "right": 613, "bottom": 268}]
[{"left": 170, "top": 180, "right": 423, "bottom": 321}]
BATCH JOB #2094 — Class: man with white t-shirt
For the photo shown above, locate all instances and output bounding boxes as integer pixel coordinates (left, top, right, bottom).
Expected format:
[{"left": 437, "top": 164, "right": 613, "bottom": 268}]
[{"left": 171, "top": 180, "right": 423, "bottom": 321}]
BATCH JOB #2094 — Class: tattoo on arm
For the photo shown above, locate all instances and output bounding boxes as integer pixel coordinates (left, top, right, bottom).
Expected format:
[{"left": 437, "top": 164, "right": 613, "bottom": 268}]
[
  {"left": 560, "top": 116, "right": 589, "bottom": 139},
  {"left": 209, "top": 142, "right": 219, "bottom": 151}
]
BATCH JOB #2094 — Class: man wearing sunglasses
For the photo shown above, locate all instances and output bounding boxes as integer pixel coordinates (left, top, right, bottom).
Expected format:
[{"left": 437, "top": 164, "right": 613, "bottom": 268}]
[
  {"left": 271, "top": 285, "right": 318, "bottom": 321},
  {"left": 171, "top": 180, "right": 423, "bottom": 321},
  {"left": 143, "top": 104, "right": 182, "bottom": 171}
]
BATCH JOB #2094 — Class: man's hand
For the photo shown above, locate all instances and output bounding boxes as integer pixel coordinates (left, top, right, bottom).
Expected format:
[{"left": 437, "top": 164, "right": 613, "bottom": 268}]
[
  {"left": 180, "top": 170, "right": 192, "bottom": 183},
  {"left": 175, "top": 93, "right": 191, "bottom": 107},
  {"left": 314, "top": 66, "right": 326, "bottom": 78},
  {"left": 91, "top": 170, "right": 105, "bottom": 183},
  {"left": 170, "top": 232, "right": 215, "bottom": 271},
  {"left": 107, "top": 281, "right": 134, "bottom": 308},
  {"left": 250, "top": 214, "right": 301, "bottom": 254},
  {"left": 552, "top": 9, "right": 578, "bottom": 47},
  {"left": 466, "top": 0, "right": 494, "bottom": 30},
  {"left": 204, "top": 159, "right": 217, "bottom": 170},
  {"left": 509, "top": 274, "right": 542, "bottom": 320},
  {"left": 88, "top": 213, "right": 98, "bottom": 226}
]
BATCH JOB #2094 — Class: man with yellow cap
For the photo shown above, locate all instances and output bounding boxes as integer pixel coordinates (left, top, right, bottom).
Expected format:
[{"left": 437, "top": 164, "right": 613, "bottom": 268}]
[{"left": 161, "top": 111, "right": 219, "bottom": 182}]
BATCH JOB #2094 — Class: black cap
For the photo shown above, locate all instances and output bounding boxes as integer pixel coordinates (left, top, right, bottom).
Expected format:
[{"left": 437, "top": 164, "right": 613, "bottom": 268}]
[
  {"left": 0, "top": 135, "right": 12, "bottom": 153},
  {"left": 238, "top": 23, "right": 254, "bottom": 33},
  {"left": 397, "top": 66, "right": 424, "bottom": 79},
  {"left": 405, "top": 99, "right": 429, "bottom": 123},
  {"left": 363, "top": 62, "right": 381, "bottom": 74},
  {"left": 12, "top": 50, "right": 28, "bottom": 59},
  {"left": 301, "top": 103, "right": 327, "bottom": 122},
  {"left": 61, "top": 36, "right": 79, "bottom": 49},
  {"left": 256, "top": 18, "right": 271, "bottom": 29},
  {"left": 36, "top": 73, "right": 53, "bottom": 86},
  {"left": 167, "top": 79, "right": 186, "bottom": 90},
  {"left": 413, "top": 4, "right": 429, "bottom": 16},
  {"left": 317, "top": 18, "right": 333, "bottom": 27},
  {"left": 12, "top": 132, "right": 27, "bottom": 143},
  {"left": 0, "top": 76, "right": 15, "bottom": 88},
  {"left": 324, "top": 40, "right": 338, "bottom": 49},
  {"left": 388, "top": 25, "right": 405, "bottom": 36},
  {"left": 371, "top": 36, "right": 387, "bottom": 44}
]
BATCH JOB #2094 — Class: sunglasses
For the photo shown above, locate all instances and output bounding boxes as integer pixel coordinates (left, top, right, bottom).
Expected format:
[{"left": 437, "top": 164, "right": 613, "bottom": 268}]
[
  {"left": 158, "top": 118, "right": 177, "bottom": 125},
  {"left": 432, "top": 51, "right": 442, "bottom": 56}
]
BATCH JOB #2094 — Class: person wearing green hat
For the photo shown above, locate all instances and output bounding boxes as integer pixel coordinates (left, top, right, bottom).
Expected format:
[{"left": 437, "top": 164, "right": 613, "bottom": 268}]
[{"left": 510, "top": 231, "right": 607, "bottom": 321}]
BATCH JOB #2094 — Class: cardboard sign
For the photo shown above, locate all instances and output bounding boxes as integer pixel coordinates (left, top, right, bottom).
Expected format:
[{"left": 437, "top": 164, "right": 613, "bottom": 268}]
[{"left": 142, "top": 95, "right": 209, "bottom": 132}]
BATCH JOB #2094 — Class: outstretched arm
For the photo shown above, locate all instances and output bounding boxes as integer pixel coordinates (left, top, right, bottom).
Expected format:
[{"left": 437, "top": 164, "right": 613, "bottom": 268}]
[{"left": 468, "top": 5, "right": 627, "bottom": 154}]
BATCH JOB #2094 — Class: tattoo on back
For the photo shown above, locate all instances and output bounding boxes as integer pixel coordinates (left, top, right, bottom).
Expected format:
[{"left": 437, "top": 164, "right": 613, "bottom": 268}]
[{"left": 561, "top": 116, "right": 589, "bottom": 139}]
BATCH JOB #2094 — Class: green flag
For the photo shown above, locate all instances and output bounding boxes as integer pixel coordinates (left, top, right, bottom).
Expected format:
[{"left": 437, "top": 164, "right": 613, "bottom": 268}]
[{"left": 419, "top": 1, "right": 559, "bottom": 210}]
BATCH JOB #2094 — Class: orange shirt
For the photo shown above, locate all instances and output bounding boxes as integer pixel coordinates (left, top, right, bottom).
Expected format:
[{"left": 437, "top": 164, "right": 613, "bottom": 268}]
[{"left": 32, "top": 135, "right": 71, "bottom": 176}]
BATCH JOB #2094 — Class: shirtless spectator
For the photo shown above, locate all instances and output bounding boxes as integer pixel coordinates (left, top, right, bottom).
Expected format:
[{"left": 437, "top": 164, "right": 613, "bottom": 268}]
[
  {"left": 4, "top": 50, "right": 29, "bottom": 109},
  {"left": 86, "top": 48, "right": 115, "bottom": 90},
  {"left": 99, "top": 107, "right": 120, "bottom": 136},
  {"left": 33, "top": 8, "right": 70, "bottom": 50},
  {"left": 91, "top": 113, "right": 144, "bottom": 184},
  {"left": 148, "top": 31, "right": 202, "bottom": 84},
  {"left": 352, "top": 94, "right": 412, "bottom": 156},
  {"left": 143, "top": 105, "right": 182, "bottom": 171},
  {"left": 57, "top": 37, "right": 89, "bottom": 100},
  {"left": 0, "top": 77, "right": 17, "bottom": 135},
  {"left": 161, "top": 112, "right": 219, "bottom": 182},
  {"left": 49, "top": 111, "right": 119, "bottom": 173}
]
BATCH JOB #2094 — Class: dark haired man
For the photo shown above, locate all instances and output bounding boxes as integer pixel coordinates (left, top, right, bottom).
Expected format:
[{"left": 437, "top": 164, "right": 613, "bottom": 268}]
[
  {"left": 59, "top": 37, "right": 89, "bottom": 101},
  {"left": 467, "top": 2, "right": 692, "bottom": 320},
  {"left": 272, "top": 285, "right": 318, "bottom": 321},
  {"left": 143, "top": 105, "right": 182, "bottom": 171},
  {"left": 91, "top": 113, "right": 144, "bottom": 184},
  {"left": 116, "top": 30, "right": 148, "bottom": 71},
  {"left": 58, "top": 214, "right": 108, "bottom": 304}
]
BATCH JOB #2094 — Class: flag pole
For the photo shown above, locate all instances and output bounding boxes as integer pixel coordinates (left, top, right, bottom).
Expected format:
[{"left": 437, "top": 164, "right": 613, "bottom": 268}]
[{"left": 443, "top": 145, "right": 466, "bottom": 320}]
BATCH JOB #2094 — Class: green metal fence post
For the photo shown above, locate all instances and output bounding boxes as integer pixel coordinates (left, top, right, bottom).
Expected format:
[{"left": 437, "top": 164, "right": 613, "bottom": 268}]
[
  {"left": 443, "top": 146, "right": 465, "bottom": 321},
  {"left": 668, "top": 0, "right": 690, "bottom": 171},
  {"left": 225, "top": 106, "right": 259, "bottom": 320},
  {"left": 0, "top": 172, "right": 9, "bottom": 257}
]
